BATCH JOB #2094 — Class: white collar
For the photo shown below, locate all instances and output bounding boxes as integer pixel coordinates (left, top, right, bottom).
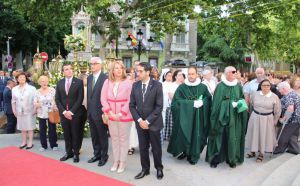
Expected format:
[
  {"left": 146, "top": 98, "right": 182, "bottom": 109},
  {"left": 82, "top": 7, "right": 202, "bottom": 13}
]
[
  {"left": 142, "top": 77, "right": 150, "bottom": 86},
  {"left": 93, "top": 71, "right": 101, "bottom": 78},
  {"left": 184, "top": 78, "right": 201, "bottom": 86},
  {"left": 259, "top": 91, "right": 272, "bottom": 98},
  {"left": 221, "top": 74, "right": 237, "bottom": 86}
]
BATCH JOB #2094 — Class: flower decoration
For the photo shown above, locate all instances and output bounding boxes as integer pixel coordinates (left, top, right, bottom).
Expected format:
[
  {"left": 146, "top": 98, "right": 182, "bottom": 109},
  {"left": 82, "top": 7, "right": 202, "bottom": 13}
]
[{"left": 64, "top": 34, "right": 86, "bottom": 52}]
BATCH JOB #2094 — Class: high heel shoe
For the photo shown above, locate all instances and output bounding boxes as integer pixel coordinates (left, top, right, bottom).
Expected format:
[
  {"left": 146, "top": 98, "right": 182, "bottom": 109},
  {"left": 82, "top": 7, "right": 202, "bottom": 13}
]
[
  {"left": 117, "top": 162, "right": 125, "bottom": 173},
  {"left": 110, "top": 162, "right": 119, "bottom": 172},
  {"left": 19, "top": 144, "right": 27, "bottom": 149},
  {"left": 26, "top": 145, "right": 34, "bottom": 149}
]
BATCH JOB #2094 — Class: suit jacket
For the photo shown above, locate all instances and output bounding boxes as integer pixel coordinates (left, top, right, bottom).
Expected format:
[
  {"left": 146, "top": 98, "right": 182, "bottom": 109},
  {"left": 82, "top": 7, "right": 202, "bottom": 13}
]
[
  {"left": 129, "top": 78, "right": 163, "bottom": 131},
  {"left": 0, "top": 77, "right": 8, "bottom": 93},
  {"left": 87, "top": 72, "right": 107, "bottom": 121},
  {"left": 3, "top": 86, "right": 13, "bottom": 114},
  {"left": 55, "top": 77, "right": 84, "bottom": 117}
]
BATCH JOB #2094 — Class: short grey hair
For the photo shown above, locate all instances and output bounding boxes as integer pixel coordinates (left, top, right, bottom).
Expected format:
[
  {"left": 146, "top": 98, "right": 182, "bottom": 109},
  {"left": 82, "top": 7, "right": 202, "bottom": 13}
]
[
  {"left": 90, "top": 57, "right": 103, "bottom": 64},
  {"left": 224, "top": 66, "right": 236, "bottom": 75},
  {"left": 202, "top": 69, "right": 211, "bottom": 76},
  {"left": 277, "top": 81, "right": 291, "bottom": 90}
]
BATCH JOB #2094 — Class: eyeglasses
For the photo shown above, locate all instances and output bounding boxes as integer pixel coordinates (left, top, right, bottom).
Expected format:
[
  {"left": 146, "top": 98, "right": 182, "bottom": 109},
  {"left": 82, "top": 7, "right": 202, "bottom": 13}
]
[
  {"left": 261, "top": 85, "right": 271, "bottom": 87},
  {"left": 89, "top": 63, "right": 100, "bottom": 66},
  {"left": 231, "top": 71, "right": 237, "bottom": 74}
]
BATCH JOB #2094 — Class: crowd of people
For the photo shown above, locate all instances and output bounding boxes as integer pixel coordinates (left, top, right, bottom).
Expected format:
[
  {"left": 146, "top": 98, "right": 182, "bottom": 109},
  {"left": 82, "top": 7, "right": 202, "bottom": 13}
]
[{"left": 1, "top": 58, "right": 300, "bottom": 180}]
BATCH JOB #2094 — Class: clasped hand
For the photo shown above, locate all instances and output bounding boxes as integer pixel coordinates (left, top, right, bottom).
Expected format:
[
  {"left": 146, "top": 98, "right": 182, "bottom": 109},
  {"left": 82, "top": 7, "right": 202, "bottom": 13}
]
[
  {"left": 139, "top": 120, "right": 149, "bottom": 129},
  {"left": 193, "top": 100, "right": 203, "bottom": 108},
  {"left": 63, "top": 111, "right": 73, "bottom": 120}
]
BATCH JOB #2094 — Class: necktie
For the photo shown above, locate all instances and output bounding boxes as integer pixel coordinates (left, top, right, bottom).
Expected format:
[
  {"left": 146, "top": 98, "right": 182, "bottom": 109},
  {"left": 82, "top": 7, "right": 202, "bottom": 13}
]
[
  {"left": 66, "top": 78, "right": 71, "bottom": 94},
  {"left": 142, "top": 84, "right": 146, "bottom": 94},
  {"left": 92, "top": 76, "right": 96, "bottom": 91},
  {"left": 142, "top": 84, "right": 146, "bottom": 102}
]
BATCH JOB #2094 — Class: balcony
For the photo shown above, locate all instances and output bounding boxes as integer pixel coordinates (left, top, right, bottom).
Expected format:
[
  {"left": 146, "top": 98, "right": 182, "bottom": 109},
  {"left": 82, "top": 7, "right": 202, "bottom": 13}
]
[{"left": 170, "top": 43, "right": 189, "bottom": 52}]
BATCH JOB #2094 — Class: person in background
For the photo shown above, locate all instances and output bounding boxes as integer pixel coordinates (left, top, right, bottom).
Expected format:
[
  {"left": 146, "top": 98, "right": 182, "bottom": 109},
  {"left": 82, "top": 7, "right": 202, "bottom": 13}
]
[
  {"left": 244, "top": 67, "right": 265, "bottom": 105},
  {"left": 201, "top": 69, "right": 217, "bottom": 96},
  {"left": 126, "top": 68, "right": 139, "bottom": 155},
  {"left": 0, "top": 70, "right": 8, "bottom": 111},
  {"left": 101, "top": 60, "right": 133, "bottom": 173},
  {"left": 273, "top": 82, "right": 300, "bottom": 155},
  {"left": 12, "top": 72, "right": 37, "bottom": 149},
  {"left": 34, "top": 76, "right": 58, "bottom": 152},
  {"left": 5, "top": 72, "right": 11, "bottom": 78},
  {"left": 163, "top": 70, "right": 185, "bottom": 141},
  {"left": 245, "top": 79, "right": 281, "bottom": 162},
  {"left": 86, "top": 57, "right": 108, "bottom": 166},
  {"left": 78, "top": 74, "right": 88, "bottom": 151},
  {"left": 3, "top": 79, "right": 17, "bottom": 134},
  {"left": 162, "top": 71, "right": 173, "bottom": 142},
  {"left": 151, "top": 66, "right": 160, "bottom": 81}
]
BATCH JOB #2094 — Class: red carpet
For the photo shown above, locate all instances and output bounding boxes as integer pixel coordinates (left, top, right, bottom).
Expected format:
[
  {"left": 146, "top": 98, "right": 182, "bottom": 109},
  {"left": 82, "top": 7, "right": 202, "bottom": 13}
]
[{"left": 0, "top": 146, "right": 132, "bottom": 186}]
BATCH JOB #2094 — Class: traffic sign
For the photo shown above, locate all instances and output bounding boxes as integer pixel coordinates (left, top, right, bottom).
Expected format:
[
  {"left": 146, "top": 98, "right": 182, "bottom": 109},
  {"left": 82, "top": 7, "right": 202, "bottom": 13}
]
[
  {"left": 6, "top": 55, "right": 12, "bottom": 62},
  {"left": 40, "top": 52, "right": 48, "bottom": 62}
]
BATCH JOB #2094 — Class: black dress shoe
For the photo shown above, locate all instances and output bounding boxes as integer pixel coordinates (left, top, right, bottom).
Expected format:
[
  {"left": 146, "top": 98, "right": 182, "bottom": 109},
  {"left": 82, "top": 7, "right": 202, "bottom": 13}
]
[
  {"left": 177, "top": 153, "right": 186, "bottom": 160},
  {"left": 98, "top": 156, "right": 109, "bottom": 167},
  {"left": 25, "top": 145, "right": 34, "bottom": 149},
  {"left": 134, "top": 170, "right": 150, "bottom": 179},
  {"left": 73, "top": 155, "right": 80, "bottom": 163},
  {"left": 229, "top": 163, "right": 236, "bottom": 168},
  {"left": 88, "top": 156, "right": 100, "bottom": 163},
  {"left": 19, "top": 144, "right": 27, "bottom": 149},
  {"left": 157, "top": 169, "right": 164, "bottom": 180},
  {"left": 60, "top": 154, "right": 74, "bottom": 161},
  {"left": 210, "top": 163, "right": 218, "bottom": 168},
  {"left": 188, "top": 160, "right": 197, "bottom": 165}
]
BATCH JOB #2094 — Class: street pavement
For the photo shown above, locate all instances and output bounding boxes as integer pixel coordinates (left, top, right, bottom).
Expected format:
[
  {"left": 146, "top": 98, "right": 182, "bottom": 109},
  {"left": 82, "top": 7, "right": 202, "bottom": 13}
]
[{"left": 0, "top": 134, "right": 279, "bottom": 186}]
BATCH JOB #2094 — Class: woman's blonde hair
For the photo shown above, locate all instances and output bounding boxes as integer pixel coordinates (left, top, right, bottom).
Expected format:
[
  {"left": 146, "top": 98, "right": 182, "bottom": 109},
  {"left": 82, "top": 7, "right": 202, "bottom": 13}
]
[
  {"left": 38, "top": 75, "right": 49, "bottom": 85},
  {"left": 108, "top": 60, "right": 127, "bottom": 81}
]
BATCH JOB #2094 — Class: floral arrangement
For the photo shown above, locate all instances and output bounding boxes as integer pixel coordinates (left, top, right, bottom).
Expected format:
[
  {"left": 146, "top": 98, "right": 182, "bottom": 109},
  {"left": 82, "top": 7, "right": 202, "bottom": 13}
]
[{"left": 64, "top": 34, "right": 86, "bottom": 52}]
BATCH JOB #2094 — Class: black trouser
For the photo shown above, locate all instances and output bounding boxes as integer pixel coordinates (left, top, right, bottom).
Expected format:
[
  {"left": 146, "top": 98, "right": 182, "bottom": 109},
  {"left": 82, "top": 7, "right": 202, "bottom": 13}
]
[
  {"left": 61, "top": 116, "right": 82, "bottom": 156},
  {"left": 79, "top": 106, "right": 87, "bottom": 149},
  {"left": 38, "top": 118, "right": 58, "bottom": 149},
  {"left": 274, "top": 123, "right": 300, "bottom": 154},
  {"left": 6, "top": 113, "right": 17, "bottom": 134},
  {"left": 88, "top": 115, "right": 108, "bottom": 160},
  {"left": 136, "top": 125, "right": 163, "bottom": 171}
]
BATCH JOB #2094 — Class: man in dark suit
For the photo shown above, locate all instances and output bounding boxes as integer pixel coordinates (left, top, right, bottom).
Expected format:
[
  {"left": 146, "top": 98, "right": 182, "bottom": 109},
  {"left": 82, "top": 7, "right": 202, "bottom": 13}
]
[
  {"left": 129, "top": 62, "right": 164, "bottom": 180},
  {"left": 0, "top": 70, "right": 8, "bottom": 111},
  {"left": 3, "top": 79, "right": 17, "bottom": 133},
  {"left": 55, "top": 63, "right": 84, "bottom": 163},
  {"left": 86, "top": 57, "right": 109, "bottom": 166}
]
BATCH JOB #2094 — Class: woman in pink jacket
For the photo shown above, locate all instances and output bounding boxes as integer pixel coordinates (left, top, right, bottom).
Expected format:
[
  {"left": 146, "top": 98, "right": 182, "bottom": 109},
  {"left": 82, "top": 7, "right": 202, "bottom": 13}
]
[{"left": 101, "top": 60, "right": 133, "bottom": 173}]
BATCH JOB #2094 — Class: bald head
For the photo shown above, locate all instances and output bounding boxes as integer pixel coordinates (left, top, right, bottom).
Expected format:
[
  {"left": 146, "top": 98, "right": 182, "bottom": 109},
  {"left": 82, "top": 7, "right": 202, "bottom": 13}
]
[{"left": 224, "top": 66, "right": 237, "bottom": 82}]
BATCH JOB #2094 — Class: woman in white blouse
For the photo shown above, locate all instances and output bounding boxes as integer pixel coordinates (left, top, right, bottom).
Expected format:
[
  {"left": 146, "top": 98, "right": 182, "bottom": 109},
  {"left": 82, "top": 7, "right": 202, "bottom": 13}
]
[
  {"left": 34, "top": 75, "right": 58, "bottom": 151},
  {"left": 12, "top": 72, "right": 37, "bottom": 149}
]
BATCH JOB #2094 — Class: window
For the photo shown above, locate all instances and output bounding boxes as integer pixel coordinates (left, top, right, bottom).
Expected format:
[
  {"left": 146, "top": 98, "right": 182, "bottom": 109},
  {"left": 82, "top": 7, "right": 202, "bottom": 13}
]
[
  {"left": 123, "top": 57, "right": 132, "bottom": 69},
  {"left": 175, "top": 33, "right": 186, "bottom": 44}
]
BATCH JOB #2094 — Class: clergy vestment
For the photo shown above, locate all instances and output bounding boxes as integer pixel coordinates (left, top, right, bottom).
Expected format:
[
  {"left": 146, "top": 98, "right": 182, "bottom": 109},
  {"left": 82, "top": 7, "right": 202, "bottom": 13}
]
[
  {"left": 206, "top": 75, "right": 248, "bottom": 167},
  {"left": 167, "top": 78, "right": 211, "bottom": 164}
]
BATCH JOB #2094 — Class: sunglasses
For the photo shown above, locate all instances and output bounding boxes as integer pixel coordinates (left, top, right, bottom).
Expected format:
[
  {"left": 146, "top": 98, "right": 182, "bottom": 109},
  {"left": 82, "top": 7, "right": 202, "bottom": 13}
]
[{"left": 231, "top": 71, "right": 237, "bottom": 74}]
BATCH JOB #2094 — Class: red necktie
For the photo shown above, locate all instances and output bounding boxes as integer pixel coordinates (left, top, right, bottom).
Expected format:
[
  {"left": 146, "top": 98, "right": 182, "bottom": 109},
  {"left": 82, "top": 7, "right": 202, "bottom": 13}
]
[{"left": 66, "top": 79, "right": 71, "bottom": 94}]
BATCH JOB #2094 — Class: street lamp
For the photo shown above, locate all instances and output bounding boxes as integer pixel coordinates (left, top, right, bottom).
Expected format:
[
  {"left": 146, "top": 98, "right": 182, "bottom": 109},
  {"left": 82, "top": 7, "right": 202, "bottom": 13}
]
[
  {"left": 7, "top": 37, "right": 12, "bottom": 56},
  {"left": 126, "top": 29, "right": 154, "bottom": 61}
]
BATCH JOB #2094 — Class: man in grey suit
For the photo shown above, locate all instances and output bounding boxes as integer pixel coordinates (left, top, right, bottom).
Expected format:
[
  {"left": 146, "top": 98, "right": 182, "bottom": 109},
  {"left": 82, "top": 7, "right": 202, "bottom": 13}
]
[
  {"left": 86, "top": 57, "right": 109, "bottom": 166},
  {"left": 129, "top": 62, "right": 164, "bottom": 180}
]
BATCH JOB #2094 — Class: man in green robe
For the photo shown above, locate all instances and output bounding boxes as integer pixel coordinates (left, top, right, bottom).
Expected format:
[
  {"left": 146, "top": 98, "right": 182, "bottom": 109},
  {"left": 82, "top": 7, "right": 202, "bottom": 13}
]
[
  {"left": 167, "top": 67, "right": 211, "bottom": 165},
  {"left": 206, "top": 66, "right": 248, "bottom": 168}
]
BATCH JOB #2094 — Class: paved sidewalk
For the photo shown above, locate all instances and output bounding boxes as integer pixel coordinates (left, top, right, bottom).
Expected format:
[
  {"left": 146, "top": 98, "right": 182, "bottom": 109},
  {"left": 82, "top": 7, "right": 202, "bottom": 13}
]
[{"left": 0, "top": 134, "right": 277, "bottom": 186}]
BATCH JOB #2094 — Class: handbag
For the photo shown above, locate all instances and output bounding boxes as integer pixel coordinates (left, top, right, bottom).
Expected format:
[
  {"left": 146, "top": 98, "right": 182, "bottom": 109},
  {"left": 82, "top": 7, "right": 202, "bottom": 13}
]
[
  {"left": 102, "top": 114, "right": 109, "bottom": 125},
  {"left": 48, "top": 110, "right": 60, "bottom": 124}
]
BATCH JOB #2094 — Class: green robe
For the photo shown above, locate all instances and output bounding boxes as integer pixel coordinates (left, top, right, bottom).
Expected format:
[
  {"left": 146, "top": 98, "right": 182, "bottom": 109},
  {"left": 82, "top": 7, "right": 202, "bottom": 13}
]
[
  {"left": 167, "top": 83, "right": 211, "bottom": 163},
  {"left": 205, "top": 81, "right": 248, "bottom": 165}
]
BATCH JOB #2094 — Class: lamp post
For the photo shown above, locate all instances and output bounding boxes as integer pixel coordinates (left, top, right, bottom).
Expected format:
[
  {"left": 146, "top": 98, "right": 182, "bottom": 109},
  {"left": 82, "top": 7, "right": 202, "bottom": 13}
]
[
  {"left": 7, "top": 37, "right": 12, "bottom": 56},
  {"left": 126, "top": 29, "right": 154, "bottom": 61}
]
